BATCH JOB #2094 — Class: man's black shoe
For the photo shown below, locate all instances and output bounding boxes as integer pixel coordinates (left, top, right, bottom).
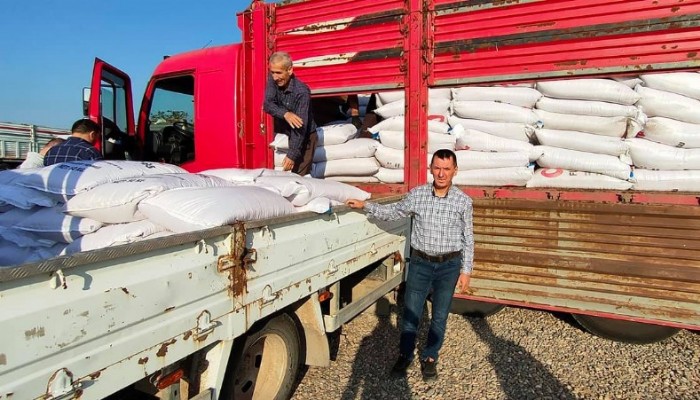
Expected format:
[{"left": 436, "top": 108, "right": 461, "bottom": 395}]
[
  {"left": 390, "top": 355, "right": 413, "bottom": 377},
  {"left": 421, "top": 358, "right": 438, "bottom": 381}
]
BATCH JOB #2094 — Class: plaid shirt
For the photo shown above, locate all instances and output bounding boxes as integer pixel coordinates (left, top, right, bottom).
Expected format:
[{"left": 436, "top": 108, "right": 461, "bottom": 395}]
[
  {"left": 263, "top": 74, "right": 317, "bottom": 162},
  {"left": 365, "top": 184, "right": 474, "bottom": 274},
  {"left": 43, "top": 137, "right": 103, "bottom": 166}
]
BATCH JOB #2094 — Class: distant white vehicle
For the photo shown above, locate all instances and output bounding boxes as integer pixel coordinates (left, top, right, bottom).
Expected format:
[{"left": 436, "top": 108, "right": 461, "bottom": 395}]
[{"left": 0, "top": 122, "right": 70, "bottom": 168}]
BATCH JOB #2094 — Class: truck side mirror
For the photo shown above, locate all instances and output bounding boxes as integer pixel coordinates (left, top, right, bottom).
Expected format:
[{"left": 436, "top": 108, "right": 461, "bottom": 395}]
[{"left": 82, "top": 87, "right": 91, "bottom": 116}]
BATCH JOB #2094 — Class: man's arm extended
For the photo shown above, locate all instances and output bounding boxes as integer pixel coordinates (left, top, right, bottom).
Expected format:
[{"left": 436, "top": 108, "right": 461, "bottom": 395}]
[{"left": 286, "top": 87, "right": 312, "bottom": 161}]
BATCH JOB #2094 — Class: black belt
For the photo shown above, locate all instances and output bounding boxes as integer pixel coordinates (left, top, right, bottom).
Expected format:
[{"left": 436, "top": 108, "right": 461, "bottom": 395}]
[{"left": 411, "top": 248, "right": 461, "bottom": 263}]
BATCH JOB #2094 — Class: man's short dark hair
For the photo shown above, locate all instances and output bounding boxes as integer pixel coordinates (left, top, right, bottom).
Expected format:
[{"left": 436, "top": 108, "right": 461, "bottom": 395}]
[
  {"left": 431, "top": 149, "right": 457, "bottom": 167},
  {"left": 71, "top": 119, "right": 101, "bottom": 135}
]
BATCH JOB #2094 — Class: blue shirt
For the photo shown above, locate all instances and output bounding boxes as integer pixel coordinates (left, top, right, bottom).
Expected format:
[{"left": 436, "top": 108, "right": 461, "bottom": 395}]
[
  {"left": 263, "top": 75, "right": 317, "bottom": 162},
  {"left": 365, "top": 184, "right": 474, "bottom": 274},
  {"left": 43, "top": 137, "right": 103, "bottom": 166}
]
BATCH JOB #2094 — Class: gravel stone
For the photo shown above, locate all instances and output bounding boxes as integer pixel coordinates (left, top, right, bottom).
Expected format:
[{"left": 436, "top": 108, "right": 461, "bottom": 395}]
[{"left": 291, "top": 304, "right": 700, "bottom": 400}]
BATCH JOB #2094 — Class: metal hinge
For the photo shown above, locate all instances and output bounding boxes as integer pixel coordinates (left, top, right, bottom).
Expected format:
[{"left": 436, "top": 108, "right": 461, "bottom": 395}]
[{"left": 46, "top": 368, "right": 81, "bottom": 400}]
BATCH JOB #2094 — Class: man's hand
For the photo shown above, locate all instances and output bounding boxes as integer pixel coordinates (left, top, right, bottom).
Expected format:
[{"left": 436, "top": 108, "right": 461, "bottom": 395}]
[
  {"left": 345, "top": 199, "right": 365, "bottom": 209},
  {"left": 284, "top": 112, "right": 303, "bottom": 129},
  {"left": 282, "top": 156, "right": 295, "bottom": 171},
  {"left": 455, "top": 273, "right": 471, "bottom": 294}
]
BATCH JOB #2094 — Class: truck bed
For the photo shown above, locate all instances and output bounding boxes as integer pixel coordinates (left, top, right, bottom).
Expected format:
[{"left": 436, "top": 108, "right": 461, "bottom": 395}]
[{"left": 0, "top": 201, "right": 409, "bottom": 399}]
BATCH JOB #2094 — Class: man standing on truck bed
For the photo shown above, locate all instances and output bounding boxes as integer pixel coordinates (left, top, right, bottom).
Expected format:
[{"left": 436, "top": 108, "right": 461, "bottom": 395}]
[
  {"left": 264, "top": 51, "right": 317, "bottom": 175},
  {"left": 346, "top": 149, "right": 474, "bottom": 382},
  {"left": 44, "top": 119, "right": 103, "bottom": 166}
]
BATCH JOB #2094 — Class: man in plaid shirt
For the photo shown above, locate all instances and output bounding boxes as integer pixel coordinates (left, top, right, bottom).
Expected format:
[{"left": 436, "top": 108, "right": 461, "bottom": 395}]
[
  {"left": 44, "top": 119, "right": 103, "bottom": 166},
  {"left": 263, "top": 51, "right": 317, "bottom": 176},
  {"left": 347, "top": 149, "right": 474, "bottom": 381}
]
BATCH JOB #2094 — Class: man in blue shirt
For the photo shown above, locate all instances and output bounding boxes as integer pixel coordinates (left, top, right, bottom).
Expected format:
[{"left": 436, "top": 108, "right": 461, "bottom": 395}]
[
  {"left": 263, "top": 51, "right": 317, "bottom": 175},
  {"left": 347, "top": 149, "right": 474, "bottom": 382},
  {"left": 44, "top": 119, "right": 103, "bottom": 166}
]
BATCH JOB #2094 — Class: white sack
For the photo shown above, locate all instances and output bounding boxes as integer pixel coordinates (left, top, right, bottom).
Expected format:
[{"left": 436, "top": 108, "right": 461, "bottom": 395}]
[
  {"left": 527, "top": 168, "right": 632, "bottom": 190},
  {"left": 632, "top": 169, "right": 700, "bottom": 191},
  {"left": 535, "top": 146, "right": 632, "bottom": 180},
  {"left": 368, "top": 116, "right": 450, "bottom": 135},
  {"left": 0, "top": 169, "right": 36, "bottom": 186},
  {"left": 14, "top": 206, "right": 103, "bottom": 243},
  {"left": 138, "top": 186, "right": 295, "bottom": 233},
  {"left": 274, "top": 150, "right": 287, "bottom": 167},
  {"left": 66, "top": 173, "right": 234, "bottom": 224},
  {"left": 640, "top": 73, "right": 700, "bottom": 101},
  {"left": 376, "top": 88, "right": 452, "bottom": 105},
  {"left": 455, "top": 151, "right": 530, "bottom": 170},
  {"left": 535, "top": 96, "right": 640, "bottom": 118},
  {"left": 375, "top": 145, "right": 404, "bottom": 169},
  {"left": 636, "top": 85, "right": 700, "bottom": 124},
  {"left": 536, "top": 79, "right": 640, "bottom": 105},
  {"left": 374, "top": 168, "right": 404, "bottom": 183},
  {"left": 613, "top": 77, "right": 643, "bottom": 88},
  {"left": 270, "top": 134, "right": 289, "bottom": 150},
  {"left": 452, "top": 86, "right": 542, "bottom": 107},
  {"left": 61, "top": 220, "right": 166, "bottom": 256},
  {"left": 641, "top": 117, "right": 700, "bottom": 148},
  {"left": 200, "top": 168, "right": 293, "bottom": 183},
  {"left": 453, "top": 101, "right": 540, "bottom": 124},
  {"left": 317, "top": 123, "right": 358, "bottom": 145},
  {"left": 313, "top": 138, "right": 379, "bottom": 162},
  {"left": 452, "top": 125, "right": 536, "bottom": 158},
  {"left": 428, "top": 167, "right": 533, "bottom": 187},
  {"left": 374, "top": 98, "right": 451, "bottom": 119},
  {"left": 626, "top": 138, "right": 700, "bottom": 170},
  {"left": 534, "top": 129, "right": 631, "bottom": 160},
  {"left": 311, "top": 158, "right": 379, "bottom": 178},
  {"left": 448, "top": 116, "right": 534, "bottom": 142},
  {"left": 324, "top": 176, "right": 380, "bottom": 183},
  {"left": 294, "top": 197, "right": 342, "bottom": 214},
  {"left": 534, "top": 110, "right": 629, "bottom": 138},
  {"left": 0, "top": 184, "right": 62, "bottom": 209},
  {"left": 378, "top": 130, "right": 456, "bottom": 151},
  {"left": 15, "top": 160, "right": 186, "bottom": 196}
]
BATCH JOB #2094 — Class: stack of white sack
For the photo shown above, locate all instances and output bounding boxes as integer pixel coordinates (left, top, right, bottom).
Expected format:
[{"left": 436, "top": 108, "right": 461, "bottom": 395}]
[
  {"left": 629, "top": 73, "right": 700, "bottom": 191},
  {"left": 200, "top": 167, "right": 371, "bottom": 213},
  {"left": 0, "top": 160, "right": 188, "bottom": 267},
  {"left": 311, "top": 137, "right": 380, "bottom": 182},
  {"left": 449, "top": 85, "right": 542, "bottom": 143},
  {"left": 370, "top": 116, "right": 456, "bottom": 184},
  {"left": 268, "top": 122, "right": 379, "bottom": 180},
  {"left": 445, "top": 85, "right": 542, "bottom": 186},
  {"left": 529, "top": 78, "right": 641, "bottom": 189}
]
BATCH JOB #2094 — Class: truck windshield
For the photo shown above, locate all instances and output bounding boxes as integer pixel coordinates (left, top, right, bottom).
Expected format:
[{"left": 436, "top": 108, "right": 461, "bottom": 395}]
[{"left": 146, "top": 76, "right": 195, "bottom": 165}]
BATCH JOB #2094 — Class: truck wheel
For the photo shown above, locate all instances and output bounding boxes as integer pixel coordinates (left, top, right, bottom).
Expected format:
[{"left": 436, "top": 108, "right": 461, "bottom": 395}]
[
  {"left": 450, "top": 298, "right": 505, "bottom": 317},
  {"left": 224, "top": 314, "right": 301, "bottom": 400},
  {"left": 572, "top": 314, "right": 680, "bottom": 344}
]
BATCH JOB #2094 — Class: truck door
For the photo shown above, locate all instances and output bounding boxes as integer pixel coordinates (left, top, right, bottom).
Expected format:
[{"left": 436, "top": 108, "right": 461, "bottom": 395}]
[{"left": 87, "top": 58, "right": 136, "bottom": 159}]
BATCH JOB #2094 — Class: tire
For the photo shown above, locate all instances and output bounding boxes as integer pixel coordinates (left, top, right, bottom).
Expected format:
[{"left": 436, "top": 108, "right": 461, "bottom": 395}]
[
  {"left": 572, "top": 314, "right": 680, "bottom": 344},
  {"left": 222, "top": 313, "right": 301, "bottom": 400},
  {"left": 449, "top": 298, "right": 506, "bottom": 318}
]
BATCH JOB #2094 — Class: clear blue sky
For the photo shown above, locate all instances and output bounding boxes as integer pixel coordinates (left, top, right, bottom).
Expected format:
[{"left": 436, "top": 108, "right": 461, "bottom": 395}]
[{"left": 0, "top": 1, "right": 254, "bottom": 129}]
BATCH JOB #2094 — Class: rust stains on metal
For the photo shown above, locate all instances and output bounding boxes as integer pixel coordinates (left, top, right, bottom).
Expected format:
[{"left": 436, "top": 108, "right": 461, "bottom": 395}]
[
  {"left": 25, "top": 327, "right": 45, "bottom": 340},
  {"left": 0, "top": 354, "right": 6, "bottom": 365},
  {"left": 138, "top": 357, "right": 149, "bottom": 365},
  {"left": 164, "top": 306, "right": 175, "bottom": 313},
  {"left": 688, "top": 52, "right": 698, "bottom": 58},
  {"left": 218, "top": 223, "right": 249, "bottom": 298},
  {"left": 63, "top": 309, "right": 71, "bottom": 315},
  {"left": 88, "top": 370, "right": 101, "bottom": 379},
  {"left": 183, "top": 330, "right": 192, "bottom": 341},
  {"left": 156, "top": 339, "right": 177, "bottom": 357},
  {"left": 120, "top": 287, "right": 129, "bottom": 295},
  {"left": 79, "top": 311, "right": 89, "bottom": 317}
]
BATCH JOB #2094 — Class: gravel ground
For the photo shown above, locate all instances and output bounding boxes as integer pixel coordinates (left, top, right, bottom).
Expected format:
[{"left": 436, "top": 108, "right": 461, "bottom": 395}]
[{"left": 291, "top": 301, "right": 700, "bottom": 400}]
